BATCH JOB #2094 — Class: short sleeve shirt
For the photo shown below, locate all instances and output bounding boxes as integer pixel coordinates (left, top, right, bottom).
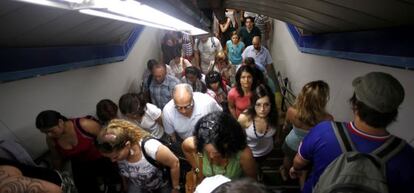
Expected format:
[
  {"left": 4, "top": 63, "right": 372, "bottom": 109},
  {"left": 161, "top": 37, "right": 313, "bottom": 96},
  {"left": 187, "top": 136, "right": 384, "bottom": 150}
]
[
  {"left": 226, "top": 40, "right": 245, "bottom": 65},
  {"left": 227, "top": 88, "right": 251, "bottom": 118},
  {"left": 139, "top": 103, "right": 164, "bottom": 139},
  {"left": 117, "top": 139, "right": 163, "bottom": 190},
  {"left": 238, "top": 26, "right": 261, "bottom": 47},
  {"left": 241, "top": 45, "right": 273, "bottom": 68},
  {"left": 149, "top": 75, "right": 180, "bottom": 109},
  {"left": 162, "top": 92, "right": 223, "bottom": 139},
  {"left": 299, "top": 121, "right": 414, "bottom": 193}
]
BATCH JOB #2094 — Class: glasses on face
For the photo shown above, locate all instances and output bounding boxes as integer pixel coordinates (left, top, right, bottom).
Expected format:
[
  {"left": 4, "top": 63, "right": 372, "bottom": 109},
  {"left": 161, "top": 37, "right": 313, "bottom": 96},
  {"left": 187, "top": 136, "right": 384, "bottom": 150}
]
[
  {"left": 208, "top": 73, "right": 220, "bottom": 80},
  {"left": 175, "top": 100, "right": 194, "bottom": 110}
]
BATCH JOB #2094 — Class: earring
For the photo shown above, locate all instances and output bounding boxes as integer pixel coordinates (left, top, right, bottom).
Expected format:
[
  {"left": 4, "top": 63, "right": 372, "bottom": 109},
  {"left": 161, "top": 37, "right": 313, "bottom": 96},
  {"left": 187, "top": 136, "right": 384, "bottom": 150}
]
[{"left": 129, "top": 148, "right": 135, "bottom": 156}]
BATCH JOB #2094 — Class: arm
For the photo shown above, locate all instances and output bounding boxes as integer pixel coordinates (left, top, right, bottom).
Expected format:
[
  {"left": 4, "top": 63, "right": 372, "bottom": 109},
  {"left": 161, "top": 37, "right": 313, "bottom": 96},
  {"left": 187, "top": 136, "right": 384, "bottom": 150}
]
[
  {"left": 289, "top": 153, "right": 310, "bottom": 179},
  {"left": 0, "top": 165, "right": 62, "bottom": 193},
  {"left": 237, "top": 113, "right": 250, "bottom": 129},
  {"left": 155, "top": 145, "right": 180, "bottom": 192},
  {"left": 46, "top": 138, "right": 64, "bottom": 171},
  {"left": 182, "top": 137, "right": 199, "bottom": 170},
  {"left": 228, "top": 100, "right": 237, "bottom": 119},
  {"left": 79, "top": 118, "right": 101, "bottom": 137},
  {"left": 239, "top": 147, "right": 257, "bottom": 179},
  {"left": 219, "top": 18, "right": 231, "bottom": 32},
  {"left": 162, "top": 110, "right": 177, "bottom": 142}
]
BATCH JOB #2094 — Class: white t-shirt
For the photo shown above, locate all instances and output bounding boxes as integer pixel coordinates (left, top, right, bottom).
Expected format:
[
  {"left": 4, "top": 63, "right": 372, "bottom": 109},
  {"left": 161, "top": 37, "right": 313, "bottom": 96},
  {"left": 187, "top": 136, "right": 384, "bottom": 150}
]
[
  {"left": 132, "top": 103, "right": 164, "bottom": 139},
  {"left": 117, "top": 139, "right": 163, "bottom": 190},
  {"left": 163, "top": 92, "right": 223, "bottom": 140},
  {"left": 194, "top": 37, "right": 223, "bottom": 73}
]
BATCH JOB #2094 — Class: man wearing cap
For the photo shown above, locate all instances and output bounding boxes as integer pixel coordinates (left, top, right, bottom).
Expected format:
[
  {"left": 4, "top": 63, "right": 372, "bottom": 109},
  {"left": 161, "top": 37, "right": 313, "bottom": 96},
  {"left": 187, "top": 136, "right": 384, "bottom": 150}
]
[{"left": 289, "top": 72, "right": 414, "bottom": 193}]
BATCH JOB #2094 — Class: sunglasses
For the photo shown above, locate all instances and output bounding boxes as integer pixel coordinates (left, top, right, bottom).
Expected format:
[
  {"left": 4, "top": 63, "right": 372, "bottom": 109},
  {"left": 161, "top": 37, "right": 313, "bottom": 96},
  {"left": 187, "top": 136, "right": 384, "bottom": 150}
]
[{"left": 175, "top": 99, "right": 194, "bottom": 110}]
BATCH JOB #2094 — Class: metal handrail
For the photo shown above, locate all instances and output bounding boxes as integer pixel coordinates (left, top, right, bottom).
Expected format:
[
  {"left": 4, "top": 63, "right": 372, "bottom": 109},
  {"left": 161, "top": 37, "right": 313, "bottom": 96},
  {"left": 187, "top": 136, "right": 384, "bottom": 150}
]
[{"left": 277, "top": 72, "right": 296, "bottom": 112}]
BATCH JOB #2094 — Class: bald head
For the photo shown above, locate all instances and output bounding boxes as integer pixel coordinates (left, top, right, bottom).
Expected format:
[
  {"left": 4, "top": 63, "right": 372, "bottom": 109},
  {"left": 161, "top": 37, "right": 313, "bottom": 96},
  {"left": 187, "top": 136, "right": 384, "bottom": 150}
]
[
  {"left": 173, "top": 84, "right": 194, "bottom": 117},
  {"left": 252, "top": 36, "right": 261, "bottom": 50}
]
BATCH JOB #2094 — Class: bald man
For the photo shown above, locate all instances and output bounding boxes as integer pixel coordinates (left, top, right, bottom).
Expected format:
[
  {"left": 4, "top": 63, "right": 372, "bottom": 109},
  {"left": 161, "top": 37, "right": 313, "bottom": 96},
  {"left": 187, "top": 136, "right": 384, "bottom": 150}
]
[
  {"left": 242, "top": 36, "right": 273, "bottom": 72},
  {"left": 162, "top": 83, "right": 222, "bottom": 142}
]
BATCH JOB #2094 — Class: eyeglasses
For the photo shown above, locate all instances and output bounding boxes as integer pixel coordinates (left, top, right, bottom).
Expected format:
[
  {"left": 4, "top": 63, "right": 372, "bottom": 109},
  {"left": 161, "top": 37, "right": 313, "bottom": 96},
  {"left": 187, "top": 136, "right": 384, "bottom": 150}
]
[{"left": 175, "top": 100, "right": 194, "bottom": 110}]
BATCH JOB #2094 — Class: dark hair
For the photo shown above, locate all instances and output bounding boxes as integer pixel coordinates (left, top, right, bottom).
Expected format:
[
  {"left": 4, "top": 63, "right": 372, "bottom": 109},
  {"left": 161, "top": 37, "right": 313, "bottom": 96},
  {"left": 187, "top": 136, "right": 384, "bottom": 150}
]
[
  {"left": 96, "top": 99, "right": 118, "bottom": 125},
  {"left": 185, "top": 66, "right": 202, "bottom": 79},
  {"left": 235, "top": 65, "right": 258, "bottom": 97},
  {"left": 350, "top": 94, "right": 397, "bottom": 128},
  {"left": 205, "top": 71, "right": 228, "bottom": 94},
  {"left": 151, "top": 62, "right": 167, "bottom": 72},
  {"left": 35, "top": 110, "right": 68, "bottom": 131},
  {"left": 212, "top": 178, "right": 271, "bottom": 193},
  {"left": 147, "top": 59, "right": 159, "bottom": 71},
  {"left": 194, "top": 112, "right": 247, "bottom": 158},
  {"left": 244, "top": 57, "right": 255, "bottom": 66},
  {"left": 244, "top": 16, "right": 255, "bottom": 23},
  {"left": 246, "top": 84, "right": 278, "bottom": 128},
  {"left": 118, "top": 93, "right": 147, "bottom": 117}
]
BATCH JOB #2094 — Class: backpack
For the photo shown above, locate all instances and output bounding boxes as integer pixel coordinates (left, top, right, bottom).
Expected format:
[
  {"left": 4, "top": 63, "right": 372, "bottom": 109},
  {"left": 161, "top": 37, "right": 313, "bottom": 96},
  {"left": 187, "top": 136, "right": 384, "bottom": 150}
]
[{"left": 313, "top": 122, "right": 406, "bottom": 193}]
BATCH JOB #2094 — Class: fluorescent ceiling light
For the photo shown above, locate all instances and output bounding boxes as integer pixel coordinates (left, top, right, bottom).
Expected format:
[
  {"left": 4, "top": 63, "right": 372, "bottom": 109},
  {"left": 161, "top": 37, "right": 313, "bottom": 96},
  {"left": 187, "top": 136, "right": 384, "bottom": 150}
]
[
  {"left": 17, "top": 0, "right": 209, "bottom": 35},
  {"left": 80, "top": 9, "right": 176, "bottom": 31}
]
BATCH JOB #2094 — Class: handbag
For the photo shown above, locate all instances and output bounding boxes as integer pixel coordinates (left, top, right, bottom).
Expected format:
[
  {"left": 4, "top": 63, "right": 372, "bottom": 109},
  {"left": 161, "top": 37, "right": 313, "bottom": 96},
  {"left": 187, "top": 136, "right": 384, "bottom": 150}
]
[{"left": 185, "top": 153, "right": 203, "bottom": 193}]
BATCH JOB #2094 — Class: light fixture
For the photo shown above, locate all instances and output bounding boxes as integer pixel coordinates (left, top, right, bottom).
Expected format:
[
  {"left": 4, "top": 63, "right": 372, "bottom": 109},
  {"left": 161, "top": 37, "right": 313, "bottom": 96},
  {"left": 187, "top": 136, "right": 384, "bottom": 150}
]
[{"left": 17, "top": 0, "right": 208, "bottom": 35}]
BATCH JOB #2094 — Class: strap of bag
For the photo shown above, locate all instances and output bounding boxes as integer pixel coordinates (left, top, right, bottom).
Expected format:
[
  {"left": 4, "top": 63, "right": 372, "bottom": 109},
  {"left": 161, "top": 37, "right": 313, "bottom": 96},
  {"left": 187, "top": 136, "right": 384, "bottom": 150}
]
[
  {"left": 141, "top": 136, "right": 161, "bottom": 168},
  {"left": 331, "top": 121, "right": 356, "bottom": 152},
  {"left": 75, "top": 116, "right": 98, "bottom": 139},
  {"left": 332, "top": 121, "right": 406, "bottom": 163},
  {"left": 372, "top": 136, "right": 406, "bottom": 162}
]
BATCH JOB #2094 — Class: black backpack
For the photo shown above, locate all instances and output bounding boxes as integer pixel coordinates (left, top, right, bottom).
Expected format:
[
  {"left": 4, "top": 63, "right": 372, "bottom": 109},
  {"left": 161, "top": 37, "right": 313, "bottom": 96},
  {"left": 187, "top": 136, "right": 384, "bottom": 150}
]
[{"left": 141, "top": 137, "right": 170, "bottom": 182}]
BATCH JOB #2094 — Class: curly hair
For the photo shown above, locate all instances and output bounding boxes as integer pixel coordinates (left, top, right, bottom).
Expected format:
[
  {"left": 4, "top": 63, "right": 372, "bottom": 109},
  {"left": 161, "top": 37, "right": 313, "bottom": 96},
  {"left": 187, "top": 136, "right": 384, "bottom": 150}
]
[
  {"left": 95, "top": 119, "right": 149, "bottom": 153},
  {"left": 235, "top": 65, "right": 258, "bottom": 97},
  {"left": 193, "top": 112, "right": 247, "bottom": 158},
  {"left": 294, "top": 80, "right": 330, "bottom": 127},
  {"left": 246, "top": 84, "right": 278, "bottom": 128},
  {"left": 350, "top": 94, "right": 397, "bottom": 128}
]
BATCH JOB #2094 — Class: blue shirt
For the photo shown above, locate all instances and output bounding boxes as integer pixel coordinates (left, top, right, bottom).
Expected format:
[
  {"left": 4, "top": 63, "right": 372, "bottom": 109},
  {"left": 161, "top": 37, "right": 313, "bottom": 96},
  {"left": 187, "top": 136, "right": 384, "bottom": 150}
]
[
  {"left": 149, "top": 75, "right": 180, "bottom": 109},
  {"left": 299, "top": 121, "right": 414, "bottom": 193},
  {"left": 226, "top": 40, "right": 245, "bottom": 65}
]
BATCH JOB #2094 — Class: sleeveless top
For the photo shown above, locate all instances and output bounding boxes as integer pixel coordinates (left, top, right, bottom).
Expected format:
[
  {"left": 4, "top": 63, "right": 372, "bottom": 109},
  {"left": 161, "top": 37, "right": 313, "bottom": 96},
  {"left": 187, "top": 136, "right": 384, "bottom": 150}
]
[
  {"left": 245, "top": 122, "right": 276, "bottom": 157},
  {"left": 285, "top": 125, "right": 309, "bottom": 151},
  {"left": 54, "top": 118, "right": 102, "bottom": 161},
  {"left": 202, "top": 151, "right": 243, "bottom": 180}
]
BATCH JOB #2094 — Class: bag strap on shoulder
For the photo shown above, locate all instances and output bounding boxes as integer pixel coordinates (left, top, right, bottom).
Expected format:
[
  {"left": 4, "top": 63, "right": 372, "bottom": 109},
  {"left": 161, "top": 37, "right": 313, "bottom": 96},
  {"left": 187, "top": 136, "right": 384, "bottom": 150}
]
[
  {"left": 141, "top": 136, "right": 161, "bottom": 168},
  {"left": 331, "top": 121, "right": 356, "bottom": 152},
  {"left": 373, "top": 136, "right": 406, "bottom": 162},
  {"left": 75, "top": 116, "right": 98, "bottom": 139}
]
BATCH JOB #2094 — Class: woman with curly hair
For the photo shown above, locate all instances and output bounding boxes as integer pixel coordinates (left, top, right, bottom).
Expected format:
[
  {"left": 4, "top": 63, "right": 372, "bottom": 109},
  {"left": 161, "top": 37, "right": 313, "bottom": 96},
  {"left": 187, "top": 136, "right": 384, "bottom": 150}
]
[
  {"left": 182, "top": 112, "right": 257, "bottom": 181},
  {"left": 238, "top": 84, "right": 278, "bottom": 181},
  {"left": 280, "top": 80, "right": 333, "bottom": 185},
  {"left": 95, "top": 119, "right": 180, "bottom": 193},
  {"left": 228, "top": 65, "right": 259, "bottom": 119}
]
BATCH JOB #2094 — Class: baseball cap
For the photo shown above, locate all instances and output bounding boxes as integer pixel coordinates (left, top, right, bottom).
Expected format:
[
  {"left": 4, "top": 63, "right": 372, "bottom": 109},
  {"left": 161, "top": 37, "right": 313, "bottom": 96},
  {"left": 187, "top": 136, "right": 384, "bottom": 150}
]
[{"left": 352, "top": 72, "right": 404, "bottom": 113}]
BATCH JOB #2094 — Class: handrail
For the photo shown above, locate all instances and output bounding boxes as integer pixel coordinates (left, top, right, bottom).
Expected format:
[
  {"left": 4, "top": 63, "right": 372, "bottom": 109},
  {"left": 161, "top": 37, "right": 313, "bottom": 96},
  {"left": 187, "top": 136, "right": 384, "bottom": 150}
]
[{"left": 277, "top": 72, "right": 296, "bottom": 112}]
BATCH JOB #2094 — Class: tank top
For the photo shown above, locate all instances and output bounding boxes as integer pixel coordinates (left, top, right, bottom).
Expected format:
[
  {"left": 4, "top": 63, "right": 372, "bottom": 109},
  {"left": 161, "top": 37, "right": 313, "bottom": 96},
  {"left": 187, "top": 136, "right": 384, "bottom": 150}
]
[
  {"left": 54, "top": 118, "right": 102, "bottom": 161},
  {"left": 202, "top": 151, "right": 243, "bottom": 180},
  {"left": 285, "top": 125, "right": 309, "bottom": 151},
  {"left": 245, "top": 122, "right": 276, "bottom": 157}
]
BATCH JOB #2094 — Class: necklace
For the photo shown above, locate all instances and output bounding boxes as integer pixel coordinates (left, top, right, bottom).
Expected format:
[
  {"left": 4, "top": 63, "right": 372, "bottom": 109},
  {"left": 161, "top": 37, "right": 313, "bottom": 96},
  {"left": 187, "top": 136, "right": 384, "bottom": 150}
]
[{"left": 253, "top": 118, "right": 268, "bottom": 138}]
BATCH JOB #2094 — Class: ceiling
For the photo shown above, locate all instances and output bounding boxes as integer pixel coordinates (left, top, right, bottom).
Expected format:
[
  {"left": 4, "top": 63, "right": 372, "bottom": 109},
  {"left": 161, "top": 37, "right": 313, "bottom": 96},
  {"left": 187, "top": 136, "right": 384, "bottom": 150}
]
[{"left": 1, "top": 0, "right": 414, "bottom": 46}]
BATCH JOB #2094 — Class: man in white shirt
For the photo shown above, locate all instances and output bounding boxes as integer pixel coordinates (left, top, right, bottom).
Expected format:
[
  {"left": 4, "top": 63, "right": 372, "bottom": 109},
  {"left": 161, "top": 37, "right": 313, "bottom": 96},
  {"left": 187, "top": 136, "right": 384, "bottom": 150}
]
[
  {"left": 242, "top": 36, "right": 273, "bottom": 72},
  {"left": 194, "top": 34, "right": 223, "bottom": 74},
  {"left": 162, "top": 83, "right": 222, "bottom": 141}
]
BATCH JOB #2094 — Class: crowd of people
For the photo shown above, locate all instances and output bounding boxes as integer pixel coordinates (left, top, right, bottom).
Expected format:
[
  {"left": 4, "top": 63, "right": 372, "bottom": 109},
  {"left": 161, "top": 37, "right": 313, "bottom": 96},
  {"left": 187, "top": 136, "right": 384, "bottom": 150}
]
[{"left": 1, "top": 11, "right": 414, "bottom": 193}]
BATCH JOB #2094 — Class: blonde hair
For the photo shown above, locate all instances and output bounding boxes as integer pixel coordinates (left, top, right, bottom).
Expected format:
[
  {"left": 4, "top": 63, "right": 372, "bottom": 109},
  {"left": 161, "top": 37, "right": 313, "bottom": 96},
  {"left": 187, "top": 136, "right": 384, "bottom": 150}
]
[
  {"left": 96, "top": 119, "right": 150, "bottom": 152},
  {"left": 294, "top": 80, "right": 330, "bottom": 127}
]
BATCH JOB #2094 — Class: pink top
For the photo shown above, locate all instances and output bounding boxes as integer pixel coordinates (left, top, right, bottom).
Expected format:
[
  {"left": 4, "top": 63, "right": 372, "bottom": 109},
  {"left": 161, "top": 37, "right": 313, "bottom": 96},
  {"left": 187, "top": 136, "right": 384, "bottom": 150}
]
[{"left": 227, "top": 87, "right": 251, "bottom": 118}]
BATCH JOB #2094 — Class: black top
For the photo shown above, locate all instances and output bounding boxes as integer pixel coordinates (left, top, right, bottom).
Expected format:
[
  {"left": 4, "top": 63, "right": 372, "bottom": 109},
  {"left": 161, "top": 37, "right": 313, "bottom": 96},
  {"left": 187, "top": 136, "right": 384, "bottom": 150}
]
[{"left": 238, "top": 26, "right": 261, "bottom": 46}]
